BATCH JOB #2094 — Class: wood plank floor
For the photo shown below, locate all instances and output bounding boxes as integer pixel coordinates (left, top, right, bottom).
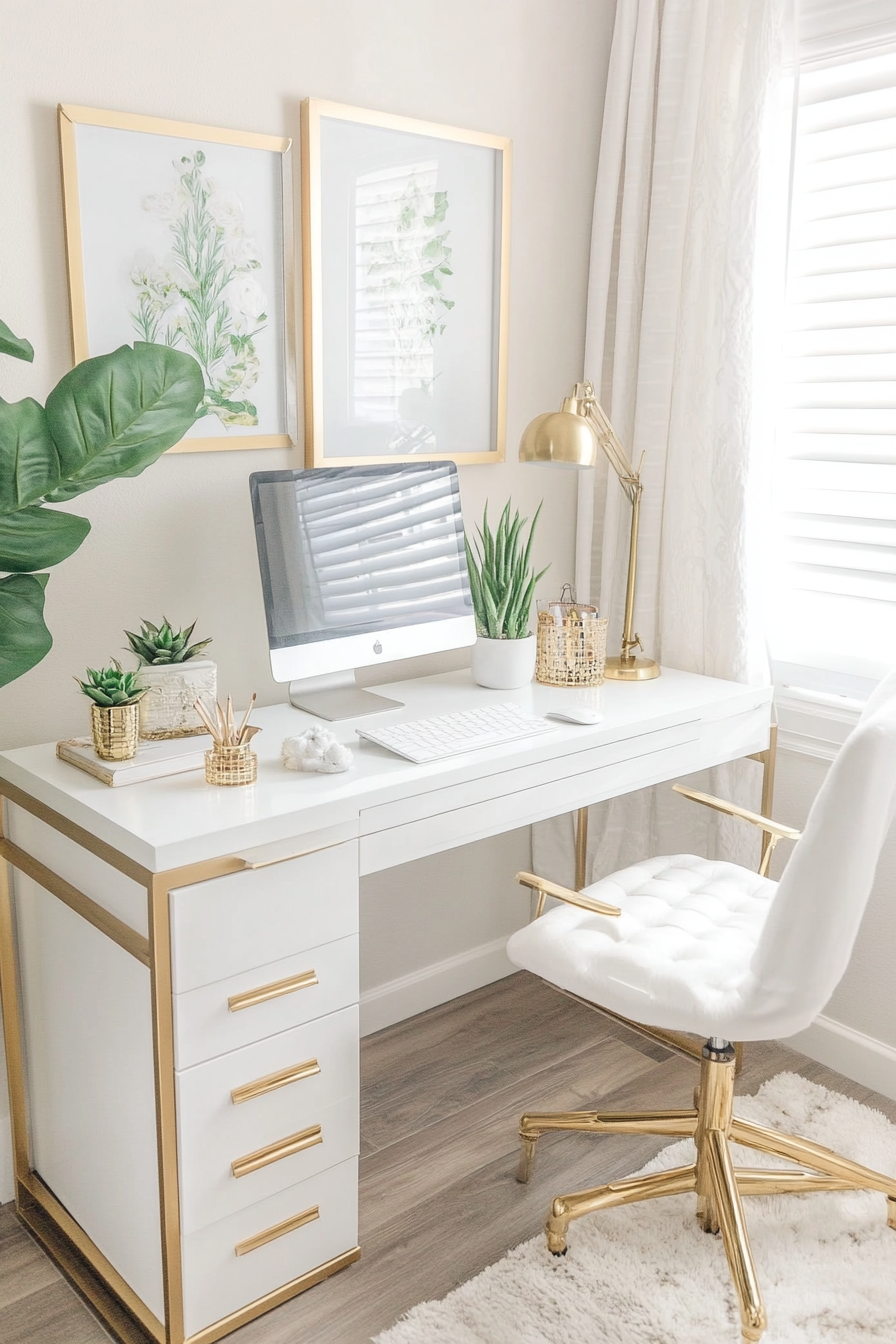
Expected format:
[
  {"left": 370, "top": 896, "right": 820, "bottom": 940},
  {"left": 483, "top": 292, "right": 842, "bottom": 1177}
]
[{"left": 3, "top": 971, "right": 896, "bottom": 1343}]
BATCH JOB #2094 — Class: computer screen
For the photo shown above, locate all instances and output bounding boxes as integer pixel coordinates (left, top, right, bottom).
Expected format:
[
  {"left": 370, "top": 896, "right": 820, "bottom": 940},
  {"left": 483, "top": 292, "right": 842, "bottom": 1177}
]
[{"left": 250, "top": 462, "right": 476, "bottom": 691}]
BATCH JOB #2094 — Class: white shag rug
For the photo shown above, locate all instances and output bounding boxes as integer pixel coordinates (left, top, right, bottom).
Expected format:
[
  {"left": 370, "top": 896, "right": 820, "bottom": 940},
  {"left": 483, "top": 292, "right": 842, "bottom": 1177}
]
[{"left": 375, "top": 1073, "right": 896, "bottom": 1344}]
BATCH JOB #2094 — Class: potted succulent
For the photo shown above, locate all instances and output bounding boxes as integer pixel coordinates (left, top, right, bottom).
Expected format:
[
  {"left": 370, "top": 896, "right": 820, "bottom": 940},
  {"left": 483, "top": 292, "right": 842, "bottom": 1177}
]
[
  {"left": 465, "top": 500, "right": 548, "bottom": 690},
  {"left": 124, "top": 618, "right": 216, "bottom": 739},
  {"left": 77, "top": 662, "right": 148, "bottom": 761}
]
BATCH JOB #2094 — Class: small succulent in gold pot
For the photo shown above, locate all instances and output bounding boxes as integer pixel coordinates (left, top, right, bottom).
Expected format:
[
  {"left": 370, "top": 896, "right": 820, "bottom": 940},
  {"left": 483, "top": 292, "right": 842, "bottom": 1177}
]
[{"left": 76, "top": 662, "right": 148, "bottom": 761}]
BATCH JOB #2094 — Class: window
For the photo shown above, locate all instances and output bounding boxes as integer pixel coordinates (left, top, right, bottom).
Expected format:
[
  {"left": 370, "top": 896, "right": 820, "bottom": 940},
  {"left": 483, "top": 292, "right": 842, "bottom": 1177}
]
[{"left": 763, "top": 9, "right": 896, "bottom": 700}]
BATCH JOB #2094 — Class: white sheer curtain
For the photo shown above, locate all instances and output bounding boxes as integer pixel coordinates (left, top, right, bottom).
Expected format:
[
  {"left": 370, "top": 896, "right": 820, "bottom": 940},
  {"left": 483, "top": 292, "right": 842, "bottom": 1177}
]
[{"left": 534, "top": 0, "right": 784, "bottom": 887}]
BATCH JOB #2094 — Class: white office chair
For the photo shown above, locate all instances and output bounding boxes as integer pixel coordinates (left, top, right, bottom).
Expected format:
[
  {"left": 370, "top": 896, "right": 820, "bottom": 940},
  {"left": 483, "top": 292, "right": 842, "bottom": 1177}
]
[{"left": 507, "top": 670, "right": 896, "bottom": 1343}]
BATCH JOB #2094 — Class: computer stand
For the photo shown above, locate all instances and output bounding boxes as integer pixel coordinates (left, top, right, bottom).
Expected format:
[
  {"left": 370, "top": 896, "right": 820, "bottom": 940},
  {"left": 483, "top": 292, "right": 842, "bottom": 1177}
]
[{"left": 288, "top": 671, "right": 403, "bottom": 721}]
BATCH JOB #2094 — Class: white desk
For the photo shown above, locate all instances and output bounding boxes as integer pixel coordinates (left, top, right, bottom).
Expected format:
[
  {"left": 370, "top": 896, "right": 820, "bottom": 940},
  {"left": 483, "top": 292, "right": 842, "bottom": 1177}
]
[{"left": 0, "top": 668, "right": 771, "bottom": 1344}]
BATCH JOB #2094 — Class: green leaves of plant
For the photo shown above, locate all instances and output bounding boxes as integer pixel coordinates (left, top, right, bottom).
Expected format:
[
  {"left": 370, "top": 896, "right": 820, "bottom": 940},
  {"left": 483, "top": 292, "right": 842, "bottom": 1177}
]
[
  {"left": 0, "top": 506, "right": 90, "bottom": 572},
  {"left": 465, "top": 500, "right": 549, "bottom": 640},
  {"left": 124, "top": 616, "right": 212, "bottom": 665},
  {"left": 0, "top": 327, "right": 203, "bottom": 689},
  {"left": 0, "top": 397, "right": 60, "bottom": 510},
  {"left": 44, "top": 343, "right": 204, "bottom": 502},
  {"left": 77, "top": 661, "right": 146, "bottom": 706},
  {"left": 0, "top": 319, "right": 34, "bottom": 363},
  {"left": 0, "top": 573, "right": 51, "bottom": 688}
]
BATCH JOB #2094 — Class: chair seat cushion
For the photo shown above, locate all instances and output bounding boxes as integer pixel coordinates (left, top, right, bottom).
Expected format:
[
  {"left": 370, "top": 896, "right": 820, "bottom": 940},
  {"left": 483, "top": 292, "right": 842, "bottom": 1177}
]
[{"left": 506, "top": 855, "right": 779, "bottom": 1041}]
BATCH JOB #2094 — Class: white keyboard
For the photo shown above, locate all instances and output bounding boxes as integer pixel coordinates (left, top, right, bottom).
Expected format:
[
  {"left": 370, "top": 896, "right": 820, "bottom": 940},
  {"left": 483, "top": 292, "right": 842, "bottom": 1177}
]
[{"left": 356, "top": 701, "right": 555, "bottom": 763}]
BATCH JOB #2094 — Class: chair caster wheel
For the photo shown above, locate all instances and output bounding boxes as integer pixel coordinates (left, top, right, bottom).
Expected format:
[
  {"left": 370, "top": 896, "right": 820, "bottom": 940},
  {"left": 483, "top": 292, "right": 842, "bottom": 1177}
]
[{"left": 551, "top": 1248, "right": 567, "bottom": 1257}]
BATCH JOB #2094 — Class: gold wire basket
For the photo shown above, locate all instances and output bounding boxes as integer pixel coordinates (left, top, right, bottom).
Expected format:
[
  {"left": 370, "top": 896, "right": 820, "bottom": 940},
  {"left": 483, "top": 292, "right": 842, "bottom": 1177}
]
[
  {"left": 91, "top": 702, "right": 140, "bottom": 761},
  {"left": 204, "top": 743, "right": 258, "bottom": 787},
  {"left": 535, "top": 586, "right": 608, "bottom": 687}
]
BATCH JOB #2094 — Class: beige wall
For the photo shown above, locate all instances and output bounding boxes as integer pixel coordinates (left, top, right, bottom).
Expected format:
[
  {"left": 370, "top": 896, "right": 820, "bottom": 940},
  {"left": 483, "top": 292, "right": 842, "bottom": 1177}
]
[
  {"left": 0, "top": 0, "right": 617, "bottom": 1188},
  {"left": 0, "top": 0, "right": 615, "bottom": 747}
]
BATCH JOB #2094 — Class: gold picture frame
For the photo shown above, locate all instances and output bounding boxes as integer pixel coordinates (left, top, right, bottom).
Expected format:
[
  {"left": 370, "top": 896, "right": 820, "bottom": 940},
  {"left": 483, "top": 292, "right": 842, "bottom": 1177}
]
[
  {"left": 58, "top": 104, "right": 297, "bottom": 454},
  {"left": 301, "top": 98, "right": 511, "bottom": 468}
]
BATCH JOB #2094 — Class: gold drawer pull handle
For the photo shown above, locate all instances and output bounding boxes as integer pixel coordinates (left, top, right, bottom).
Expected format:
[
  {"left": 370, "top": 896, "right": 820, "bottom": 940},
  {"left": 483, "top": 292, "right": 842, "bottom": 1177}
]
[
  {"left": 228, "top": 969, "right": 318, "bottom": 1013},
  {"left": 231, "top": 1058, "right": 321, "bottom": 1106},
  {"left": 231, "top": 1125, "right": 323, "bottom": 1179},
  {"left": 235, "top": 1204, "right": 320, "bottom": 1256}
]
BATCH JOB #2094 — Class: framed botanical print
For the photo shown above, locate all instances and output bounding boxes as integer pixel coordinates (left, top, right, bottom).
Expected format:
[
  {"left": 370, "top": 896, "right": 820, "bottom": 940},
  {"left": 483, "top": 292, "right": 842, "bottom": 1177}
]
[
  {"left": 58, "top": 104, "right": 296, "bottom": 453},
  {"left": 301, "top": 99, "right": 511, "bottom": 467}
]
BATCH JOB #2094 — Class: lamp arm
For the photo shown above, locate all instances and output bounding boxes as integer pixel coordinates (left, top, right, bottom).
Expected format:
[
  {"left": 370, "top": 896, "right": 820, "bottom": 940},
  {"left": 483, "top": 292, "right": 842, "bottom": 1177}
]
[{"left": 581, "top": 394, "right": 638, "bottom": 484}]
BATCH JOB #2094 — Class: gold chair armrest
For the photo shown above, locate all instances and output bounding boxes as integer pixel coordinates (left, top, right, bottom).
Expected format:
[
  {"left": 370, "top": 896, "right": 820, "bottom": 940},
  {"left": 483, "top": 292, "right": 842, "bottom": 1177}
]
[
  {"left": 516, "top": 871, "right": 621, "bottom": 921},
  {"left": 671, "top": 785, "right": 801, "bottom": 842}
]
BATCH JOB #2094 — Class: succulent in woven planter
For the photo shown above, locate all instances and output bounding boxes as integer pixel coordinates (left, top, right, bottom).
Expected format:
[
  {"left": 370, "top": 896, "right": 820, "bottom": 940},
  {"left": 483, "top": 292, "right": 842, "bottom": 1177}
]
[
  {"left": 124, "top": 618, "right": 212, "bottom": 666},
  {"left": 76, "top": 661, "right": 147, "bottom": 761},
  {"left": 76, "top": 661, "right": 148, "bottom": 706}
]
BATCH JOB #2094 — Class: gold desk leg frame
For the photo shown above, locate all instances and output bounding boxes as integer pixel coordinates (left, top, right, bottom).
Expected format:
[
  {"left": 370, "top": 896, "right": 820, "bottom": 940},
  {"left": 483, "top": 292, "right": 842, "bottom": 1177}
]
[
  {"left": 0, "top": 789, "right": 358, "bottom": 1344},
  {"left": 570, "top": 725, "right": 778, "bottom": 1075}
]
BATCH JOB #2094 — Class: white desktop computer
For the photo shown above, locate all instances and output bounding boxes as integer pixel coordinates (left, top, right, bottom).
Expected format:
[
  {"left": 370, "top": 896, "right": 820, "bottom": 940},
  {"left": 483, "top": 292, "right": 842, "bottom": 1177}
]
[{"left": 250, "top": 462, "right": 477, "bottom": 719}]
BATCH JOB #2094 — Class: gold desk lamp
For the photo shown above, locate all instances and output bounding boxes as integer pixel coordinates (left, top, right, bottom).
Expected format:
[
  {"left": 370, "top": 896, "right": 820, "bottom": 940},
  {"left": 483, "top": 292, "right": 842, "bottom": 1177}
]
[{"left": 519, "top": 381, "right": 659, "bottom": 681}]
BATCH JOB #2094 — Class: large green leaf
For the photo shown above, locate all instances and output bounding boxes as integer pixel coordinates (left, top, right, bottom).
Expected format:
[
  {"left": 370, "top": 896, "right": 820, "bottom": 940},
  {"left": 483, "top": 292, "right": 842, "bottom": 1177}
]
[
  {"left": 0, "top": 573, "right": 51, "bottom": 688},
  {"left": 0, "top": 318, "right": 34, "bottom": 363},
  {"left": 0, "top": 397, "right": 60, "bottom": 512},
  {"left": 44, "top": 343, "right": 203, "bottom": 502},
  {"left": 0, "top": 506, "right": 90, "bottom": 572}
]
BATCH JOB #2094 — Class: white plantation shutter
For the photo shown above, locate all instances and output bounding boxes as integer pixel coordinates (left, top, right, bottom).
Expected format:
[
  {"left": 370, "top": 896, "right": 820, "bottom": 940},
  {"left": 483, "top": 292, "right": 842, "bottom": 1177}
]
[
  {"left": 769, "top": 13, "right": 896, "bottom": 696},
  {"left": 294, "top": 469, "right": 469, "bottom": 625}
]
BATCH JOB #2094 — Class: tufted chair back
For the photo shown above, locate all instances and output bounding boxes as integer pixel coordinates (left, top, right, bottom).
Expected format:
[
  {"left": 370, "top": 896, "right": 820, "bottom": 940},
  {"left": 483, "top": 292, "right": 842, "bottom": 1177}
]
[{"left": 750, "top": 669, "right": 896, "bottom": 1031}]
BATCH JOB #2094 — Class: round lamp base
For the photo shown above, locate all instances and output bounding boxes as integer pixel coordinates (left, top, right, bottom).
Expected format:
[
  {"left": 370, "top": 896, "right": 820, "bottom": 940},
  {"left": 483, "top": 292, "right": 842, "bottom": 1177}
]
[{"left": 604, "top": 656, "right": 661, "bottom": 682}]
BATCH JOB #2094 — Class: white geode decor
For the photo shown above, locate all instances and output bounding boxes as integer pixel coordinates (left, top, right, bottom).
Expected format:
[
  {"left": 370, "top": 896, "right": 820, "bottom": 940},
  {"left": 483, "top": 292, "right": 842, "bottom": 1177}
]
[{"left": 137, "top": 659, "right": 217, "bottom": 739}]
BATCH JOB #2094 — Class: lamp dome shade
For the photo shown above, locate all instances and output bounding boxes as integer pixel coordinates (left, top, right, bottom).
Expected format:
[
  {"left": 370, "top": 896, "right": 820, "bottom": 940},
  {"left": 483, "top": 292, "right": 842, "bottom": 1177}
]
[{"left": 518, "top": 409, "right": 597, "bottom": 467}]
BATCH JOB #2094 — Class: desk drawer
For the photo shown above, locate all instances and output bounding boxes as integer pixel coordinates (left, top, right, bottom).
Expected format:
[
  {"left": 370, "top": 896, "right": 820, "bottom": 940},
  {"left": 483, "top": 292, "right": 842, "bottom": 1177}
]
[
  {"left": 359, "top": 725, "right": 702, "bottom": 873},
  {"left": 182, "top": 1156, "right": 358, "bottom": 1339},
  {"left": 173, "top": 934, "right": 358, "bottom": 1070},
  {"left": 170, "top": 840, "right": 358, "bottom": 994},
  {"left": 177, "top": 1006, "right": 359, "bottom": 1233}
]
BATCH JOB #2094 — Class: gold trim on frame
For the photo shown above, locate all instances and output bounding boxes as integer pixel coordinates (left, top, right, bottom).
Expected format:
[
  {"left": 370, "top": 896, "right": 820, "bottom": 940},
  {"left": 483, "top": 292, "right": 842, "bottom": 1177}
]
[
  {"left": 301, "top": 97, "right": 511, "bottom": 468},
  {"left": 0, "top": 834, "right": 150, "bottom": 965},
  {"left": 57, "top": 103, "right": 296, "bottom": 455}
]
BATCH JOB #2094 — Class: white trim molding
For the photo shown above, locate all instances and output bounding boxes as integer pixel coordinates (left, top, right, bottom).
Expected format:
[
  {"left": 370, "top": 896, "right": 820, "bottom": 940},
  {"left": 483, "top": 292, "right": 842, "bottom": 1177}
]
[
  {"left": 786, "top": 1014, "right": 896, "bottom": 1103},
  {"left": 360, "top": 937, "right": 516, "bottom": 1036},
  {"left": 776, "top": 691, "right": 860, "bottom": 762}
]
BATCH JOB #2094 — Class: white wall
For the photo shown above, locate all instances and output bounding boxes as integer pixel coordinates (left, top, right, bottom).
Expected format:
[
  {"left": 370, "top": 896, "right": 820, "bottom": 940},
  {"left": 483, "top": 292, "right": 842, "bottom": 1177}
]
[{"left": 0, "top": 0, "right": 617, "bottom": 1196}]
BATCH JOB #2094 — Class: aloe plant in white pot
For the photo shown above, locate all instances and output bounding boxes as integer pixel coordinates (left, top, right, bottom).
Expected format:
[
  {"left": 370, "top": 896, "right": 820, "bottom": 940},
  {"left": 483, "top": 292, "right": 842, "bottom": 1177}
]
[{"left": 465, "top": 500, "right": 548, "bottom": 690}]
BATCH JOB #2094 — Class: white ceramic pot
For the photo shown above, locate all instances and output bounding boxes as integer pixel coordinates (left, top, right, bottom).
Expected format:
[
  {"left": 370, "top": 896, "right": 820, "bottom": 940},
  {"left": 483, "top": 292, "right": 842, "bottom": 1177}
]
[
  {"left": 137, "top": 659, "right": 217, "bottom": 739},
  {"left": 470, "top": 635, "right": 537, "bottom": 690}
]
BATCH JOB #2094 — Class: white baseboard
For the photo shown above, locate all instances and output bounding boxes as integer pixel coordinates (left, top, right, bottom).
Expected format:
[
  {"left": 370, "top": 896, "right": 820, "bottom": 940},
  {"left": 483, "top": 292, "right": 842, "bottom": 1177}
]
[
  {"left": 787, "top": 1014, "right": 896, "bottom": 1103},
  {"left": 360, "top": 937, "right": 516, "bottom": 1036},
  {"left": 0, "top": 1113, "right": 12, "bottom": 1204}
]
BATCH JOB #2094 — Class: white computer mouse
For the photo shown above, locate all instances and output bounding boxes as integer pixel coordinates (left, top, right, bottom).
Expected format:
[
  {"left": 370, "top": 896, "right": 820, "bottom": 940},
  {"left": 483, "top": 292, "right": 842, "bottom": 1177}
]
[{"left": 545, "top": 707, "right": 603, "bottom": 725}]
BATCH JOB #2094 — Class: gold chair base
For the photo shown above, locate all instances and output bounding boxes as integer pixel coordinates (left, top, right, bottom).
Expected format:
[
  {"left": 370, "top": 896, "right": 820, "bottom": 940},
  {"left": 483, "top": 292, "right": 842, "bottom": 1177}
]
[{"left": 519, "top": 1044, "right": 896, "bottom": 1343}]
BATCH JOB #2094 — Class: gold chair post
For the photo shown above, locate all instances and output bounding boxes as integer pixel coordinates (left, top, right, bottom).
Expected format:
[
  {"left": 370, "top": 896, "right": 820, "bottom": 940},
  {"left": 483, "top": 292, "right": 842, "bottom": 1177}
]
[{"left": 574, "top": 806, "right": 589, "bottom": 890}]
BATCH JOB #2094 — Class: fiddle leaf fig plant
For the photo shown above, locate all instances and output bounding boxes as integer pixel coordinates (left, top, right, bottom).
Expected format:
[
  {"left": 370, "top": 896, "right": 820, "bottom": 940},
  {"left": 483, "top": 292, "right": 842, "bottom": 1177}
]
[{"left": 0, "top": 319, "right": 204, "bottom": 688}]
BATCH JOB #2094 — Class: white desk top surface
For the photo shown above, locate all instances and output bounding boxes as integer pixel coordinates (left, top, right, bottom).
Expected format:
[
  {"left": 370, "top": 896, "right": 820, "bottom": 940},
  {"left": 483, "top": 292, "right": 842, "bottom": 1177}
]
[{"left": 0, "top": 668, "right": 771, "bottom": 873}]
